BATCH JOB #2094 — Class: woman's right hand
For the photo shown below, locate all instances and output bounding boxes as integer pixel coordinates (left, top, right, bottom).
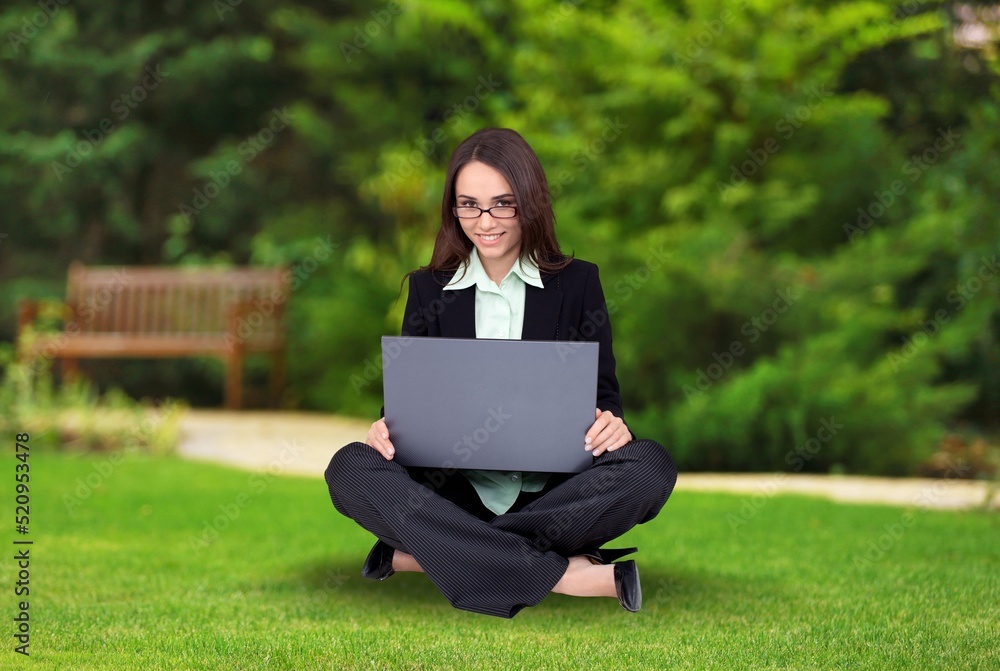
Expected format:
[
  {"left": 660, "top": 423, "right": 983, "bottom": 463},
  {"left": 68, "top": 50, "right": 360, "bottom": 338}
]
[{"left": 365, "top": 418, "right": 395, "bottom": 460}]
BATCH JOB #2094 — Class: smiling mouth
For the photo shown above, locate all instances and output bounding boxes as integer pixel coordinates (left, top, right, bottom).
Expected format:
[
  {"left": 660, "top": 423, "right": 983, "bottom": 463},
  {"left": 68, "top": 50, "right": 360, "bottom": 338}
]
[{"left": 479, "top": 233, "right": 503, "bottom": 241}]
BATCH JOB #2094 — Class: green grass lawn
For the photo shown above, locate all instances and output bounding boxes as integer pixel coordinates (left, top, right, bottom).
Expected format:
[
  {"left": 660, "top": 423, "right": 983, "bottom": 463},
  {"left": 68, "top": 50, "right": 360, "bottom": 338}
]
[{"left": 2, "top": 452, "right": 998, "bottom": 670}]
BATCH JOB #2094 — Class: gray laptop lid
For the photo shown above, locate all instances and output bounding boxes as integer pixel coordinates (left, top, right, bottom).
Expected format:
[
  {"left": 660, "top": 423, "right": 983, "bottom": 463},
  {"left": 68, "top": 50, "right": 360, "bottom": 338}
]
[{"left": 382, "top": 336, "right": 598, "bottom": 473}]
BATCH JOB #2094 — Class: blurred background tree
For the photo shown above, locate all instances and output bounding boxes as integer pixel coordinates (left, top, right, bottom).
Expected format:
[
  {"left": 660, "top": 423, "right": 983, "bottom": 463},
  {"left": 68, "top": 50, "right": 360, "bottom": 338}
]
[{"left": 1, "top": 0, "right": 997, "bottom": 475}]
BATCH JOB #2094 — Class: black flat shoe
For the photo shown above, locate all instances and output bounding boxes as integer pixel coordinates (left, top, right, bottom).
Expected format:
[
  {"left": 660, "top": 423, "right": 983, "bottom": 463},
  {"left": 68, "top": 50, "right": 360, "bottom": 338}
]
[
  {"left": 361, "top": 540, "right": 395, "bottom": 581},
  {"left": 614, "top": 560, "right": 642, "bottom": 612},
  {"left": 580, "top": 546, "right": 638, "bottom": 565}
]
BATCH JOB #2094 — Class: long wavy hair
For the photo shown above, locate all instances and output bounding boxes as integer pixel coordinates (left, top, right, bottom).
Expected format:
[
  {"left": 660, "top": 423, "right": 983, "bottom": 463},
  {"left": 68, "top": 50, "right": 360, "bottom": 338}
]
[{"left": 403, "top": 128, "right": 573, "bottom": 289}]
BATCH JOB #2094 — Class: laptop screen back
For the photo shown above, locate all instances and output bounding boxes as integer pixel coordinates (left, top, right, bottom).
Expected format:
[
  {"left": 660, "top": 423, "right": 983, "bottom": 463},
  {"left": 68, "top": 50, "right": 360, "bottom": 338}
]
[{"left": 382, "top": 336, "right": 598, "bottom": 473}]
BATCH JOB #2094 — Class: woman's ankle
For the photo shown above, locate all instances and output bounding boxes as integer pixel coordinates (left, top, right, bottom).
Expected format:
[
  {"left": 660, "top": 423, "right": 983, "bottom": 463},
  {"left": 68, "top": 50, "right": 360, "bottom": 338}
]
[
  {"left": 392, "top": 550, "right": 424, "bottom": 573},
  {"left": 552, "top": 556, "right": 616, "bottom": 597}
]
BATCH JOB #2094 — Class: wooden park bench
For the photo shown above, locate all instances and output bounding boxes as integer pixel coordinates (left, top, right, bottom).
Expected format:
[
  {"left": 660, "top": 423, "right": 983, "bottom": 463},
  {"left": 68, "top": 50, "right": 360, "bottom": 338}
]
[{"left": 16, "top": 262, "right": 289, "bottom": 409}]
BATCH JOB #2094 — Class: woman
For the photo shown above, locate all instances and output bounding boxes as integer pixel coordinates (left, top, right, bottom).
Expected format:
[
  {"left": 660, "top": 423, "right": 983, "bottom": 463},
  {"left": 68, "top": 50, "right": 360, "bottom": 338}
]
[{"left": 325, "top": 128, "right": 677, "bottom": 618}]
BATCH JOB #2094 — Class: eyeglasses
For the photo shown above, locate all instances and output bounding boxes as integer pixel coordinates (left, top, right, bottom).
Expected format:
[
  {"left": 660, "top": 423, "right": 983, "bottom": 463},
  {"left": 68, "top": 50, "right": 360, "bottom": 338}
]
[{"left": 453, "top": 205, "right": 518, "bottom": 219}]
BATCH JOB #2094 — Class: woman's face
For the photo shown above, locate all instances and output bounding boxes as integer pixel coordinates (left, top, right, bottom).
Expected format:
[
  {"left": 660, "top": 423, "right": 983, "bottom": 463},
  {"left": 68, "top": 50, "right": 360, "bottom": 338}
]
[{"left": 454, "top": 161, "right": 523, "bottom": 278}]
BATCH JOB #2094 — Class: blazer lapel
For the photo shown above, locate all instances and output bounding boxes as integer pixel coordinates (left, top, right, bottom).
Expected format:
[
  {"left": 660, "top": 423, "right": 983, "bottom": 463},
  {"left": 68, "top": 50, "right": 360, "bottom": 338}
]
[
  {"left": 437, "top": 269, "right": 563, "bottom": 340},
  {"left": 437, "top": 286, "right": 477, "bottom": 338},
  {"left": 521, "top": 274, "right": 562, "bottom": 340}
]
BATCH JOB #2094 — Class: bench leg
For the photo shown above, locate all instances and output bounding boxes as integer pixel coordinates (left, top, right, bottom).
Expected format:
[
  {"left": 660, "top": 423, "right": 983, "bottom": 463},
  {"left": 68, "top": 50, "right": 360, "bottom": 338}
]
[
  {"left": 270, "top": 349, "right": 286, "bottom": 408},
  {"left": 62, "top": 358, "right": 81, "bottom": 382},
  {"left": 225, "top": 353, "right": 243, "bottom": 410}
]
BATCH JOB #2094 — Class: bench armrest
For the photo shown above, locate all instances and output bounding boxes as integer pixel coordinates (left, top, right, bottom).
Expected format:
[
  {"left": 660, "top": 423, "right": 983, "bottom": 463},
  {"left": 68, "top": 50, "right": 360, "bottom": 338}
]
[
  {"left": 227, "top": 298, "right": 287, "bottom": 350},
  {"left": 16, "top": 299, "right": 39, "bottom": 338},
  {"left": 226, "top": 301, "right": 257, "bottom": 353},
  {"left": 16, "top": 298, "right": 80, "bottom": 360},
  {"left": 17, "top": 298, "right": 77, "bottom": 334}
]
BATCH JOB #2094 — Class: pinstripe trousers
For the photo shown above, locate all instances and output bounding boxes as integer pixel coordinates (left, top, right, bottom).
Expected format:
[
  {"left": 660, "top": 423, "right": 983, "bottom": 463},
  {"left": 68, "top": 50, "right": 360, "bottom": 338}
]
[{"left": 324, "top": 438, "right": 677, "bottom": 618}]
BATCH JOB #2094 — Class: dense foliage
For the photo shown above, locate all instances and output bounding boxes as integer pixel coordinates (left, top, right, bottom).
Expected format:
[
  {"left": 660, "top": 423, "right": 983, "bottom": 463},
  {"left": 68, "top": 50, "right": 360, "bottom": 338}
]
[{"left": 1, "top": 0, "right": 998, "bottom": 474}]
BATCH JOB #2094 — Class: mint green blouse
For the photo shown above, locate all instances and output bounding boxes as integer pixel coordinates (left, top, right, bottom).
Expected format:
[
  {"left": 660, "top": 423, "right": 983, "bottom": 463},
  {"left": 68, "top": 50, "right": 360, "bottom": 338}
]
[{"left": 442, "top": 250, "right": 552, "bottom": 514}]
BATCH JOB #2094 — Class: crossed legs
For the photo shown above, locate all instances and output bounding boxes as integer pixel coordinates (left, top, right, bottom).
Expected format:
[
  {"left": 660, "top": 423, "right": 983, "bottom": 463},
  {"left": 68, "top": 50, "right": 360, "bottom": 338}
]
[{"left": 325, "top": 438, "right": 676, "bottom": 618}]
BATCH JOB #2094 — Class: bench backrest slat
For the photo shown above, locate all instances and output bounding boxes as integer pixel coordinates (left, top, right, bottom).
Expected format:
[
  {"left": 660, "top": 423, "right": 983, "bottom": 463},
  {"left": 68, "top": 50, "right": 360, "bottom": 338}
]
[{"left": 65, "top": 264, "right": 288, "bottom": 346}]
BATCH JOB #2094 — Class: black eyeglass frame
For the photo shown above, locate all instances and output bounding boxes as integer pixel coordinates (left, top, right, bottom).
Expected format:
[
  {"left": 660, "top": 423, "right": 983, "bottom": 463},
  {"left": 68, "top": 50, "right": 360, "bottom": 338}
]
[{"left": 452, "top": 205, "right": 519, "bottom": 220}]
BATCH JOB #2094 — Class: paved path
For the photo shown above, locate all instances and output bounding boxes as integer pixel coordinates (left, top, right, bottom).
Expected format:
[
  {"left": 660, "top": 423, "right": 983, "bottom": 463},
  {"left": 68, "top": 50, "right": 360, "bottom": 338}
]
[
  {"left": 177, "top": 410, "right": 370, "bottom": 478},
  {"left": 177, "top": 410, "right": 999, "bottom": 510}
]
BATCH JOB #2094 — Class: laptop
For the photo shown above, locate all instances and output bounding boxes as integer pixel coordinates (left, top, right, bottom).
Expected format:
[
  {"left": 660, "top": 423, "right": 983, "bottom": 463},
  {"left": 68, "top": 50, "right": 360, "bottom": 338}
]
[{"left": 381, "top": 336, "right": 599, "bottom": 473}]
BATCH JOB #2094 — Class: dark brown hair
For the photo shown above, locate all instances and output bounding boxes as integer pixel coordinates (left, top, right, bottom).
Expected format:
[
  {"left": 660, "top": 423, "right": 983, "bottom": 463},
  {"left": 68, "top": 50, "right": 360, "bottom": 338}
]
[{"left": 403, "top": 128, "right": 572, "bottom": 289}]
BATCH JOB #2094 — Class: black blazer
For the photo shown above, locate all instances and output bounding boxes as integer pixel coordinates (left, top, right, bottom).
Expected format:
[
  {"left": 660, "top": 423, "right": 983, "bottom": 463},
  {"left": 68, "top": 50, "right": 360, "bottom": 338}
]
[{"left": 396, "top": 257, "right": 633, "bottom": 441}]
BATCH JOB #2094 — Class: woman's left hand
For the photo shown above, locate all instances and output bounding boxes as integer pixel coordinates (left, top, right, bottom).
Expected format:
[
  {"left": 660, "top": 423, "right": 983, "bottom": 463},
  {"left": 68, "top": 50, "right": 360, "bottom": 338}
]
[{"left": 585, "top": 408, "right": 632, "bottom": 457}]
